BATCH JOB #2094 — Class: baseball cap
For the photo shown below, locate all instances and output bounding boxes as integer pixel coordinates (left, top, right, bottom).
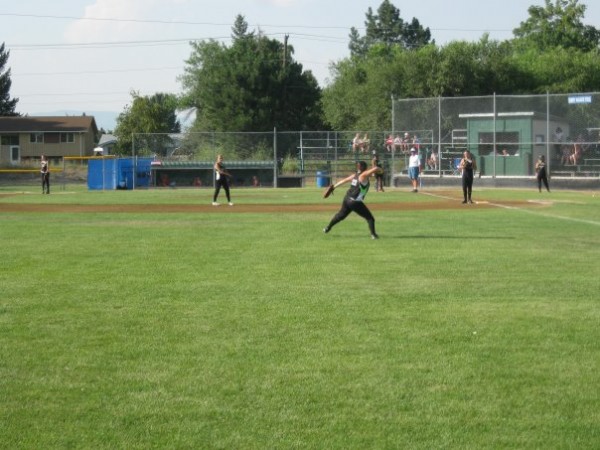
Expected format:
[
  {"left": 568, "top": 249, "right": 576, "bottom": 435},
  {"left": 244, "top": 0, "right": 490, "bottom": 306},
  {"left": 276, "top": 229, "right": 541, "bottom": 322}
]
[{"left": 410, "top": 147, "right": 417, "bottom": 152}]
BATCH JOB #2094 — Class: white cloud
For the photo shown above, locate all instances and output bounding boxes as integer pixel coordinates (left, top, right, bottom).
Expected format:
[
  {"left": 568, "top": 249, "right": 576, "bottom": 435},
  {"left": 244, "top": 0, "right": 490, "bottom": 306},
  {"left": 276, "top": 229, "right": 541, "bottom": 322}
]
[
  {"left": 64, "top": 0, "right": 188, "bottom": 43},
  {"left": 255, "top": 0, "right": 303, "bottom": 7}
]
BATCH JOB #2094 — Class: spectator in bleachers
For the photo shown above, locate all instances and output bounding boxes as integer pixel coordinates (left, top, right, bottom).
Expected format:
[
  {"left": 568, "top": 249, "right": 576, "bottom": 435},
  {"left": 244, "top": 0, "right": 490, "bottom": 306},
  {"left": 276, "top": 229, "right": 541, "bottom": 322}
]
[
  {"left": 385, "top": 134, "right": 394, "bottom": 152},
  {"left": 361, "top": 133, "right": 370, "bottom": 152},
  {"left": 427, "top": 150, "right": 438, "bottom": 170},
  {"left": 352, "top": 133, "right": 362, "bottom": 153},
  {"left": 393, "top": 134, "right": 403, "bottom": 152},
  {"left": 402, "top": 132, "right": 410, "bottom": 153}
]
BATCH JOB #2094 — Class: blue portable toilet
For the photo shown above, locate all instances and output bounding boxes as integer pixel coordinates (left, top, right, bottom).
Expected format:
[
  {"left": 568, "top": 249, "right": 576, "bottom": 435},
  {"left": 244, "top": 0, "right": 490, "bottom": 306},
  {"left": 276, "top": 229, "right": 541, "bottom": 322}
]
[{"left": 88, "top": 158, "right": 118, "bottom": 190}]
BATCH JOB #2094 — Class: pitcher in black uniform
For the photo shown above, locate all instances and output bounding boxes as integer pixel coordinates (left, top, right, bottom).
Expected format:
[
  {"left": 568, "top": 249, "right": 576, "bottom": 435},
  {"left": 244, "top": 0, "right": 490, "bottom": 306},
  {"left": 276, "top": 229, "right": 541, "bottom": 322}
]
[
  {"left": 535, "top": 155, "right": 550, "bottom": 192},
  {"left": 459, "top": 150, "right": 477, "bottom": 204},
  {"left": 212, "top": 154, "right": 233, "bottom": 206},
  {"left": 323, "top": 160, "right": 381, "bottom": 239}
]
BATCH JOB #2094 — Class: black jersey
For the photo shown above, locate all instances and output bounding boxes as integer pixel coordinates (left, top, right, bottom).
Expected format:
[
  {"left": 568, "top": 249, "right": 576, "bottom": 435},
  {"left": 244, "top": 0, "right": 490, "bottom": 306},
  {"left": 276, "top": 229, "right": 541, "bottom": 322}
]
[
  {"left": 345, "top": 173, "right": 370, "bottom": 202},
  {"left": 462, "top": 158, "right": 474, "bottom": 177}
]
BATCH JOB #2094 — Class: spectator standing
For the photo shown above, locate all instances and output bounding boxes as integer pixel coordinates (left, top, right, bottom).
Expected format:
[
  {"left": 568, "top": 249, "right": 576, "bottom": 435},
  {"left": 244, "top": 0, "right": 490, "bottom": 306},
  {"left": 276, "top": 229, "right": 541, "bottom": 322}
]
[
  {"left": 535, "top": 155, "right": 550, "bottom": 193},
  {"left": 408, "top": 147, "right": 422, "bottom": 192}
]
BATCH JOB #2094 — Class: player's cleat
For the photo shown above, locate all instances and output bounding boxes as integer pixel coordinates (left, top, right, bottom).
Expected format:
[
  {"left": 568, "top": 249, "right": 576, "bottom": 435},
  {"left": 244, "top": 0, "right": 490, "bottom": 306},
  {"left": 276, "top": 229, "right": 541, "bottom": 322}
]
[
  {"left": 371, "top": 233, "right": 379, "bottom": 240},
  {"left": 228, "top": 202, "right": 234, "bottom": 206},
  {"left": 468, "top": 199, "right": 473, "bottom": 204},
  {"left": 323, "top": 227, "right": 330, "bottom": 234},
  {"left": 212, "top": 202, "right": 220, "bottom": 206},
  {"left": 462, "top": 200, "right": 467, "bottom": 204}
]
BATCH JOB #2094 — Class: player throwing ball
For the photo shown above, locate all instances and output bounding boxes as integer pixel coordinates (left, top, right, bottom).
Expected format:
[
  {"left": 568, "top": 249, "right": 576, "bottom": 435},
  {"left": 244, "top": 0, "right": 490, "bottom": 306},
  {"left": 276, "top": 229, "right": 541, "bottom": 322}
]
[{"left": 322, "top": 160, "right": 380, "bottom": 239}]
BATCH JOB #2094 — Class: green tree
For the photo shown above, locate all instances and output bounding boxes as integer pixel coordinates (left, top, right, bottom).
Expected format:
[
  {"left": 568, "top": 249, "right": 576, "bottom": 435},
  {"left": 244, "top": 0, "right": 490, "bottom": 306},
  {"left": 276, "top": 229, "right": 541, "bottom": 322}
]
[
  {"left": 179, "top": 14, "right": 323, "bottom": 132},
  {"left": 323, "top": 38, "right": 526, "bottom": 130},
  {"left": 349, "top": 0, "right": 431, "bottom": 57},
  {"left": 114, "top": 92, "right": 181, "bottom": 155},
  {"left": 513, "top": 0, "right": 600, "bottom": 51},
  {"left": 0, "top": 42, "right": 19, "bottom": 116}
]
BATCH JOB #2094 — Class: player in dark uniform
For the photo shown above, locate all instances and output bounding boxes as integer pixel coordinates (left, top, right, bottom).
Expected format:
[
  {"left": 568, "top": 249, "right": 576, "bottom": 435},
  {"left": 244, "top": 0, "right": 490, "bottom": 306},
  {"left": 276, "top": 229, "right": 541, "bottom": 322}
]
[
  {"left": 535, "top": 155, "right": 550, "bottom": 192},
  {"left": 212, "top": 154, "right": 233, "bottom": 206},
  {"left": 371, "top": 151, "right": 385, "bottom": 192},
  {"left": 323, "top": 160, "right": 381, "bottom": 239},
  {"left": 459, "top": 150, "right": 477, "bottom": 204},
  {"left": 40, "top": 154, "right": 50, "bottom": 194}
]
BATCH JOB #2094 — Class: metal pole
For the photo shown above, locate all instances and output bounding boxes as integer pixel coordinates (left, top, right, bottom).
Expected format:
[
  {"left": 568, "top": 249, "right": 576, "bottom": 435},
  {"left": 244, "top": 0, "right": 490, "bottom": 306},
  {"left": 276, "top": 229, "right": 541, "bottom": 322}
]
[
  {"left": 131, "top": 133, "right": 136, "bottom": 190},
  {"left": 438, "top": 96, "right": 442, "bottom": 177},
  {"left": 391, "top": 95, "right": 395, "bottom": 183},
  {"left": 273, "top": 127, "right": 277, "bottom": 188},
  {"left": 493, "top": 93, "right": 497, "bottom": 178},
  {"left": 546, "top": 91, "right": 551, "bottom": 176}
]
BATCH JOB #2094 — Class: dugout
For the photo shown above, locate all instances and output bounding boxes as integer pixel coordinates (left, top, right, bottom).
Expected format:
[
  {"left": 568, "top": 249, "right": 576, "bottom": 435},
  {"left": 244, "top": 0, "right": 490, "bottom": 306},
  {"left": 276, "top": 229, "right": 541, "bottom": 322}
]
[
  {"left": 88, "top": 157, "right": 152, "bottom": 190},
  {"left": 461, "top": 112, "right": 569, "bottom": 176},
  {"left": 151, "top": 160, "right": 275, "bottom": 187}
]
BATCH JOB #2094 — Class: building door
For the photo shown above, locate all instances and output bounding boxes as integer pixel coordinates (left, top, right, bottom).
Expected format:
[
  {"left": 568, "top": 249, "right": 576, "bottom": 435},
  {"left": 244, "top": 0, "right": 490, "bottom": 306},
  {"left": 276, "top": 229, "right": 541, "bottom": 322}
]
[{"left": 10, "top": 146, "right": 19, "bottom": 165}]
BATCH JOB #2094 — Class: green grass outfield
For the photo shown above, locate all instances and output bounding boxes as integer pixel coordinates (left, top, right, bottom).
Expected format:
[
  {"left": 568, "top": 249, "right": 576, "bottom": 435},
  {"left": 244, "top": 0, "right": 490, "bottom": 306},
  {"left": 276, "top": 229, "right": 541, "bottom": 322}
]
[{"left": 1, "top": 185, "right": 599, "bottom": 449}]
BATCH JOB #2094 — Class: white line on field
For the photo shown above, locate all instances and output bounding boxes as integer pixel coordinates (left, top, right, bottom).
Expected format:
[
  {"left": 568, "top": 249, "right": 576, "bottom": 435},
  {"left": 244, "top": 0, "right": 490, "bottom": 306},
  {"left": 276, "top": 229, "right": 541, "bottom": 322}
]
[{"left": 421, "top": 191, "right": 600, "bottom": 227}]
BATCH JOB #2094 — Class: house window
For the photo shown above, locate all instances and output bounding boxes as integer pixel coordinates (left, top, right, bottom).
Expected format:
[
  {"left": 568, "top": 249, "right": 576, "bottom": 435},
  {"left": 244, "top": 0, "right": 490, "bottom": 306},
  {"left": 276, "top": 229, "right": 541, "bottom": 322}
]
[
  {"left": 30, "top": 133, "right": 43, "bottom": 143},
  {"left": 1, "top": 135, "right": 19, "bottom": 145},
  {"left": 61, "top": 133, "right": 74, "bottom": 143}
]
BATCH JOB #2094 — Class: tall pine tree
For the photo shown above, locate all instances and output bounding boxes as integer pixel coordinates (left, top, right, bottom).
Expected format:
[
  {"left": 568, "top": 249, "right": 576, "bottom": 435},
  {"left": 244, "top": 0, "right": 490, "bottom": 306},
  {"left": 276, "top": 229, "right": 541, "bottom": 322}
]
[{"left": 0, "top": 43, "right": 19, "bottom": 116}]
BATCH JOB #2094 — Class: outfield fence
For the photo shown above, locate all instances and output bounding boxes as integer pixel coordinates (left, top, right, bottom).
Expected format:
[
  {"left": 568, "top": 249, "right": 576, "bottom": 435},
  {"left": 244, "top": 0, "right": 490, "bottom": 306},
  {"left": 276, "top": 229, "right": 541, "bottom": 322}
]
[{"left": 2, "top": 93, "right": 599, "bottom": 190}]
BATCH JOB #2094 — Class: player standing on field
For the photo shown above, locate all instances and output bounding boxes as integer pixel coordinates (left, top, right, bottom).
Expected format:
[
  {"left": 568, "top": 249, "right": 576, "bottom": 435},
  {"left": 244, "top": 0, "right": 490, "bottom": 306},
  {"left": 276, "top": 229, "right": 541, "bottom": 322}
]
[
  {"left": 323, "top": 160, "right": 381, "bottom": 239},
  {"left": 40, "top": 154, "right": 50, "bottom": 194},
  {"left": 212, "top": 154, "right": 233, "bottom": 206},
  {"left": 459, "top": 150, "right": 477, "bottom": 204},
  {"left": 535, "top": 155, "right": 550, "bottom": 193}
]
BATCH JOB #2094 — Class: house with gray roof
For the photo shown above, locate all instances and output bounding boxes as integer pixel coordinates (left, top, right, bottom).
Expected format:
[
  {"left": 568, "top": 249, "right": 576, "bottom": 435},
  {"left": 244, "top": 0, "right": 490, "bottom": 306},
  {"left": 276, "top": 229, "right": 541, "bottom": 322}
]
[{"left": 0, "top": 115, "right": 98, "bottom": 165}]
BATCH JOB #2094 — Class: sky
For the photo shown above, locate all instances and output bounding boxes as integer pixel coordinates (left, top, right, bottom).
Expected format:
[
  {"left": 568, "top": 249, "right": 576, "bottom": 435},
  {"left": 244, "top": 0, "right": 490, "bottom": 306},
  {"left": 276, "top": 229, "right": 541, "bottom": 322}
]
[{"left": 2, "top": 0, "right": 600, "bottom": 130}]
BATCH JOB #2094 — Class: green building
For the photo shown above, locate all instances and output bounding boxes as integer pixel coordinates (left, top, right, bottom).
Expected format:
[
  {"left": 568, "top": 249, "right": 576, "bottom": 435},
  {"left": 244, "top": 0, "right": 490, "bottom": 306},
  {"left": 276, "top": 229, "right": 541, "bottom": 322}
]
[{"left": 459, "top": 112, "right": 569, "bottom": 176}]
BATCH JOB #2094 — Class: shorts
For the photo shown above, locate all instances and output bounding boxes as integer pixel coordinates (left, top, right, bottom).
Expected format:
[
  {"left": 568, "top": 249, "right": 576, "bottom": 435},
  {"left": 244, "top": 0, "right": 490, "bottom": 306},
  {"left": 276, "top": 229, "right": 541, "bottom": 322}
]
[{"left": 409, "top": 167, "right": 420, "bottom": 180}]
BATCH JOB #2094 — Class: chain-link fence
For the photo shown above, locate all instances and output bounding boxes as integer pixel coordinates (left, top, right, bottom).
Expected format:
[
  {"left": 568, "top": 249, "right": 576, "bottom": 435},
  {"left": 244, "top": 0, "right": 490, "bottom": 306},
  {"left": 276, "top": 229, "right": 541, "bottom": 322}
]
[
  {"left": 393, "top": 93, "right": 600, "bottom": 178},
  {"left": 121, "top": 92, "right": 600, "bottom": 189},
  {"left": 132, "top": 130, "right": 409, "bottom": 188}
]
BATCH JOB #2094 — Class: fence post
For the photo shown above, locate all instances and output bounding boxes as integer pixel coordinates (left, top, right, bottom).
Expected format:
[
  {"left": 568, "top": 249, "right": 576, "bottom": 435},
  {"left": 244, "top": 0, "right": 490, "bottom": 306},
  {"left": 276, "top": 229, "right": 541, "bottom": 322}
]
[
  {"left": 273, "top": 127, "right": 278, "bottom": 188},
  {"left": 438, "top": 96, "right": 442, "bottom": 177},
  {"left": 546, "top": 91, "right": 551, "bottom": 176},
  {"left": 493, "top": 93, "right": 497, "bottom": 178}
]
